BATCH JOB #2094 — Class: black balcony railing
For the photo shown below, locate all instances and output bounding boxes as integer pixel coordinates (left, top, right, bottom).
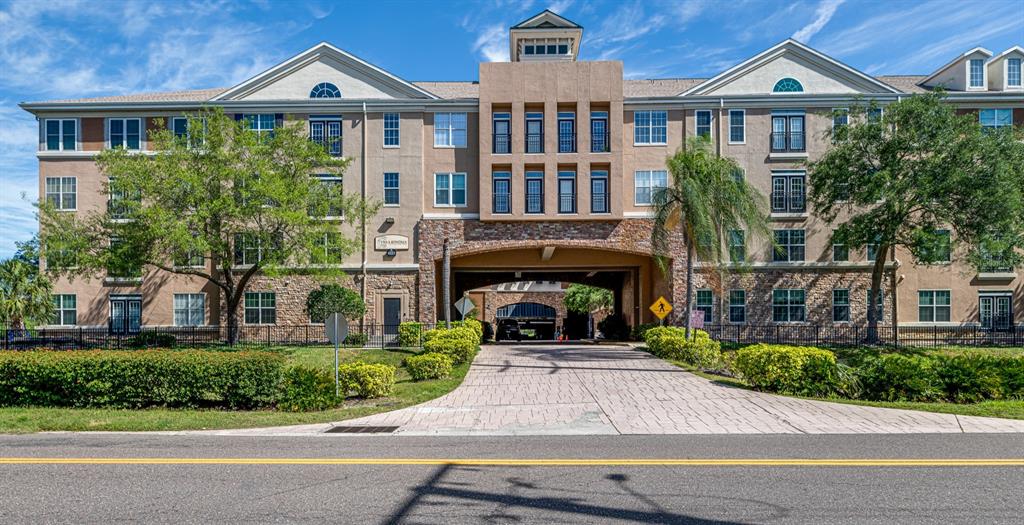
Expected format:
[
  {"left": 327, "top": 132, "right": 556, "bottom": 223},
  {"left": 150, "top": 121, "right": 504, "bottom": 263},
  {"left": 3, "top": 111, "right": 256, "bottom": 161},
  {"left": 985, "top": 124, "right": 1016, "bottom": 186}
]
[
  {"left": 591, "top": 191, "right": 609, "bottom": 213},
  {"left": 526, "top": 193, "right": 543, "bottom": 214},
  {"left": 591, "top": 132, "right": 610, "bottom": 152},
  {"left": 526, "top": 132, "right": 544, "bottom": 154},
  {"left": 771, "top": 132, "right": 805, "bottom": 152},
  {"left": 771, "top": 191, "right": 806, "bottom": 213},
  {"left": 558, "top": 193, "right": 576, "bottom": 214},
  {"left": 493, "top": 192, "right": 511, "bottom": 214},
  {"left": 493, "top": 133, "right": 511, "bottom": 154},
  {"left": 558, "top": 133, "right": 576, "bottom": 153}
]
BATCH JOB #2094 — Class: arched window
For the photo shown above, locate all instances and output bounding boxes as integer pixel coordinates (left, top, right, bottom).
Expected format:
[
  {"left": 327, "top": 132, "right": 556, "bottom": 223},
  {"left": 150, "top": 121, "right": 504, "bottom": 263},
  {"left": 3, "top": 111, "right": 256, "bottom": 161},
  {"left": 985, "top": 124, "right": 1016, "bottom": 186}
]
[
  {"left": 772, "top": 78, "right": 804, "bottom": 93},
  {"left": 309, "top": 82, "right": 341, "bottom": 98},
  {"left": 496, "top": 302, "right": 556, "bottom": 319}
]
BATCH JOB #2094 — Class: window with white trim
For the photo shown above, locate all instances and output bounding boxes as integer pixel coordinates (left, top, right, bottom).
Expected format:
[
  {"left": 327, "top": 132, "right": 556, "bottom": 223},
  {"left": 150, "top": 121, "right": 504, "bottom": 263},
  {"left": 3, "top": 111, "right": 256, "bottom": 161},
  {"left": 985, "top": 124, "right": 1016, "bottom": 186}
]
[
  {"left": 832, "top": 241, "right": 849, "bottom": 262},
  {"left": 312, "top": 232, "right": 345, "bottom": 264},
  {"left": 434, "top": 173, "right": 467, "bottom": 207},
  {"left": 309, "top": 116, "right": 341, "bottom": 156},
  {"left": 52, "top": 294, "right": 76, "bottom": 326},
  {"left": 728, "top": 229, "right": 745, "bottom": 262},
  {"left": 634, "top": 110, "right": 667, "bottom": 144},
  {"left": 918, "top": 290, "right": 951, "bottom": 322},
  {"left": 383, "top": 113, "right": 400, "bottom": 147},
  {"left": 969, "top": 58, "right": 984, "bottom": 88},
  {"left": 244, "top": 292, "right": 276, "bottom": 324},
  {"left": 434, "top": 112, "right": 467, "bottom": 147},
  {"left": 312, "top": 174, "right": 344, "bottom": 218},
  {"left": 234, "top": 233, "right": 267, "bottom": 266},
  {"left": 634, "top": 170, "right": 667, "bottom": 206},
  {"left": 108, "top": 118, "right": 141, "bottom": 150},
  {"left": 44, "top": 119, "right": 76, "bottom": 151},
  {"left": 383, "top": 173, "right": 400, "bottom": 205},
  {"left": 173, "top": 293, "right": 205, "bottom": 326},
  {"left": 728, "top": 109, "right": 745, "bottom": 143},
  {"left": 243, "top": 114, "right": 276, "bottom": 139},
  {"left": 773, "top": 229, "right": 805, "bottom": 262},
  {"left": 696, "top": 289, "right": 713, "bottom": 323},
  {"left": 867, "top": 289, "right": 885, "bottom": 322},
  {"left": 728, "top": 290, "right": 746, "bottom": 323},
  {"left": 980, "top": 109, "right": 1012, "bottom": 130},
  {"left": 773, "top": 289, "right": 806, "bottom": 323},
  {"left": 832, "top": 108, "right": 849, "bottom": 132},
  {"left": 695, "top": 110, "right": 712, "bottom": 138},
  {"left": 832, "top": 289, "right": 850, "bottom": 322},
  {"left": 1008, "top": 58, "right": 1022, "bottom": 87},
  {"left": 45, "top": 177, "right": 76, "bottom": 210}
]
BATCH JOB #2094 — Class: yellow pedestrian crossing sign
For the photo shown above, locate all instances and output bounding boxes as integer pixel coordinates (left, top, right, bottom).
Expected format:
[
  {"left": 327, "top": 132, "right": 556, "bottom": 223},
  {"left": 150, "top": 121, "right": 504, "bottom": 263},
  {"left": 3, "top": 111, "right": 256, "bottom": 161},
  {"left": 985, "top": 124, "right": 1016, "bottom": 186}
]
[{"left": 650, "top": 296, "right": 673, "bottom": 320}]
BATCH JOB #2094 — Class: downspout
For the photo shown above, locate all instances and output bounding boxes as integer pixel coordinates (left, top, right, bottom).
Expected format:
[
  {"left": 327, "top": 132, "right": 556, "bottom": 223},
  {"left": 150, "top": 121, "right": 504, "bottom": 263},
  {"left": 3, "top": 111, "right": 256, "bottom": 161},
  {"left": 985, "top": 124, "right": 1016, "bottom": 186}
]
[
  {"left": 361, "top": 102, "right": 368, "bottom": 328},
  {"left": 717, "top": 98, "right": 724, "bottom": 157}
]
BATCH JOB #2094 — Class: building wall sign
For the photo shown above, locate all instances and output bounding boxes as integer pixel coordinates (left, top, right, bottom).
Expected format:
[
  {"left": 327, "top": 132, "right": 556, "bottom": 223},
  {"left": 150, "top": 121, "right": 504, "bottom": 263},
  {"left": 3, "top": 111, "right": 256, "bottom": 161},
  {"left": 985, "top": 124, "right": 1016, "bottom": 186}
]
[{"left": 375, "top": 235, "right": 410, "bottom": 251}]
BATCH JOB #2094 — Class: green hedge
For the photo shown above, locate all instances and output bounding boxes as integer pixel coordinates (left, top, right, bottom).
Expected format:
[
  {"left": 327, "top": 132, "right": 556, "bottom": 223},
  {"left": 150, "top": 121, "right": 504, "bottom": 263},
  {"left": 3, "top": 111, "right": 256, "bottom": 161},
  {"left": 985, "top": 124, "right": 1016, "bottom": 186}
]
[
  {"left": 422, "top": 327, "right": 478, "bottom": 364},
  {"left": 338, "top": 361, "right": 395, "bottom": 398},
  {"left": 398, "top": 322, "right": 423, "bottom": 347},
  {"left": 858, "top": 354, "right": 943, "bottom": 402},
  {"left": 644, "top": 327, "right": 721, "bottom": 368},
  {"left": 276, "top": 366, "right": 341, "bottom": 411},
  {"left": 343, "top": 332, "right": 368, "bottom": 347},
  {"left": 405, "top": 352, "right": 454, "bottom": 381},
  {"left": 0, "top": 350, "right": 284, "bottom": 409},
  {"left": 452, "top": 318, "right": 484, "bottom": 344},
  {"left": 858, "top": 352, "right": 1024, "bottom": 403},
  {"left": 733, "top": 344, "right": 841, "bottom": 397}
]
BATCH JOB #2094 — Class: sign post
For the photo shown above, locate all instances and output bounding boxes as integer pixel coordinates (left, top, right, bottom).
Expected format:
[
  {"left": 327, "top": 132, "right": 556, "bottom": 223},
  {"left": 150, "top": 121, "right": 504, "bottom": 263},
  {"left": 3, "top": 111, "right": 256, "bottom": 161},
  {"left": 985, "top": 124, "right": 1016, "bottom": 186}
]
[
  {"left": 325, "top": 313, "right": 349, "bottom": 397},
  {"left": 455, "top": 296, "right": 475, "bottom": 321},
  {"left": 649, "top": 296, "right": 673, "bottom": 324}
]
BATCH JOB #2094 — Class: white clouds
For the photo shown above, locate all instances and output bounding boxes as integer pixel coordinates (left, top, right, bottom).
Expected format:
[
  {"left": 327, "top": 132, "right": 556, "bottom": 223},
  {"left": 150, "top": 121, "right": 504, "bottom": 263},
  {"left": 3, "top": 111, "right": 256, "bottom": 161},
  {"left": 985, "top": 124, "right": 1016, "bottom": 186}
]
[
  {"left": 547, "top": 0, "right": 574, "bottom": 15},
  {"left": 792, "top": 0, "right": 845, "bottom": 43},
  {"left": 473, "top": 24, "right": 510, "bottom": 62}
]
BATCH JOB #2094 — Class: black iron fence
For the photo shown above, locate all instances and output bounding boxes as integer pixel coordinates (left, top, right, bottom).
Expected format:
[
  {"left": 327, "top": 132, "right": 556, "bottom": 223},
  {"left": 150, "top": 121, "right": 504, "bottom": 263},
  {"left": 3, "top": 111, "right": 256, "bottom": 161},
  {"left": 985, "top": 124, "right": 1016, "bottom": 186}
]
[
  {"left": 1, "top": 323, "right": 439, "bottom": 351},
  {"left": 701, "top": 324, "right": 1023, "bottom": 349}
]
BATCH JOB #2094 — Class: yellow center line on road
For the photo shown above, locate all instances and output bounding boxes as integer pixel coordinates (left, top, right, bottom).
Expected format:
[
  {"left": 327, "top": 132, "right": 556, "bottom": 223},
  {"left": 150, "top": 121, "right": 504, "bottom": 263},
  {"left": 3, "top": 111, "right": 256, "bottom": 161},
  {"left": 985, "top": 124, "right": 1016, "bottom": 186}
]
[{"left": 0, "top": 458, "right": 1022, "bottom": 467}]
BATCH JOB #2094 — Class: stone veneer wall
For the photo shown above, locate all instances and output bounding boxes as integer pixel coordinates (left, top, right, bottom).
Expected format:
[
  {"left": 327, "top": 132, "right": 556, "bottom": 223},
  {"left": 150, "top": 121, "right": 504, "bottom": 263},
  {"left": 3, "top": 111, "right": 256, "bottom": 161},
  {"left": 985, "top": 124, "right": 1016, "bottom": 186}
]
[
  {"left": 416, "top": 219, "right": 688, "bottom": 323},
  {"left": 483, "top": 290, "right": 568, "bottom": 325}
]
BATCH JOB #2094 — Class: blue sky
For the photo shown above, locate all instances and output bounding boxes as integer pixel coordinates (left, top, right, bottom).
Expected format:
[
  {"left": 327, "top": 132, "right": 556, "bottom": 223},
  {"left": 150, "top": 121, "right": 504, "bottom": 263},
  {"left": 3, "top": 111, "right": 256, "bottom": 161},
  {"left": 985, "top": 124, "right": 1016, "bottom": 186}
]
[{"left": 1, "top": 0, "right": 1022, "bottom": 258}]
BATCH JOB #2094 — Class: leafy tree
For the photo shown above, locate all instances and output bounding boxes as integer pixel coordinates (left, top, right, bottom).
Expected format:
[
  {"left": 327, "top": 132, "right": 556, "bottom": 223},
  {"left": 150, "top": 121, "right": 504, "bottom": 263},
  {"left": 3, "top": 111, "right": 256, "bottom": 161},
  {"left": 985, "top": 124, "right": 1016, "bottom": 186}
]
[
  {"left": 0, "top": 258, "right": 54, "bottom": 331},
  {"left": 564, "top": 284, "right": 613, "bottom": 314},
  {"left": 307, "top": 283, "right": 366, "bottom": 323},
  {"left": 39, "top": 108, "right": 378, "bottom": 343},
  {"left": 808, "top": 92, "right": 1024, "bottom": 342},
  {"left": 13, "top": 236, "right": 40, "bottom": 267},
  {"left": 652, "top": 137, "right": 770, "bottom": 338}
]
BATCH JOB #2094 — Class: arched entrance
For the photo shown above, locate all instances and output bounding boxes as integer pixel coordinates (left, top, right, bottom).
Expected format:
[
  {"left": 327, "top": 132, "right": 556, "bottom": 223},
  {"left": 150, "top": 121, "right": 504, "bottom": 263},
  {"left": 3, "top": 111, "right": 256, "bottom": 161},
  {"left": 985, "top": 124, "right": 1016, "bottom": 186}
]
[{"left": 495, "top": 301, "right": 557, "bottom": 340}]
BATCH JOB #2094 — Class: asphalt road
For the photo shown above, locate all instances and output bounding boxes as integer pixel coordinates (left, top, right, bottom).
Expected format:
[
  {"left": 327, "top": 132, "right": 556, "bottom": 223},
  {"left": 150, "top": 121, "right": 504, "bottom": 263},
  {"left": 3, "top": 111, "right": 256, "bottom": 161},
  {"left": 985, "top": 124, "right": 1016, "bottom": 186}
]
[{"left": 1, "top": 433, "right": 1023, "bottom": 524}]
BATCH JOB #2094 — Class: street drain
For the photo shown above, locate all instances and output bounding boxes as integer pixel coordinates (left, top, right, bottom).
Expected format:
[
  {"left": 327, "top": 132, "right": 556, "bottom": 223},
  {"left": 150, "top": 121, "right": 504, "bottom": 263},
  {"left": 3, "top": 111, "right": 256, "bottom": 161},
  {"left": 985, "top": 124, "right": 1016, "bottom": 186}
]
[{"left": 325, "top": 425, "right": 400, "bottom": 434}]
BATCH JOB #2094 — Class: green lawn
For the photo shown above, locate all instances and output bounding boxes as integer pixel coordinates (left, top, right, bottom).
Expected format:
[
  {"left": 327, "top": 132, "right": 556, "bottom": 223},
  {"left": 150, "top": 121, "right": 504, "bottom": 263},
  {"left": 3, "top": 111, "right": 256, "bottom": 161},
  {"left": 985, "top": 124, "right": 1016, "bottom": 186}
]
[{"left": 0, "top": 346, "right": 470, "bottom": 433}]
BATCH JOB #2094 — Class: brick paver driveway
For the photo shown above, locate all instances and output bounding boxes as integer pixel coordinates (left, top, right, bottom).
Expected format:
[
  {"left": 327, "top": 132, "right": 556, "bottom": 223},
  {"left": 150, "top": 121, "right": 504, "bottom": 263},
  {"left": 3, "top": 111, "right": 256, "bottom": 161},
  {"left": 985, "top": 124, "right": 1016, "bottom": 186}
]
[{"left": 337, "top": 343, "right": 1024, "bottom": 436}]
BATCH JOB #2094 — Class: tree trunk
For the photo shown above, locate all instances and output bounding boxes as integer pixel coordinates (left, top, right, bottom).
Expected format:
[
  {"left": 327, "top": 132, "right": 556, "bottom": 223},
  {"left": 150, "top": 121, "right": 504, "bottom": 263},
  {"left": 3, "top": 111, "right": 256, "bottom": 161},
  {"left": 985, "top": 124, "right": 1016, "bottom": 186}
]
[
  {"left": 226, "top": 295, "right": 240, "bottom": 346},
  {"left": 684, "top": 241, "right": 695, "bottom": 340},
  {"left": 866, "top": 244, "right": 889, "bottom": 345}
]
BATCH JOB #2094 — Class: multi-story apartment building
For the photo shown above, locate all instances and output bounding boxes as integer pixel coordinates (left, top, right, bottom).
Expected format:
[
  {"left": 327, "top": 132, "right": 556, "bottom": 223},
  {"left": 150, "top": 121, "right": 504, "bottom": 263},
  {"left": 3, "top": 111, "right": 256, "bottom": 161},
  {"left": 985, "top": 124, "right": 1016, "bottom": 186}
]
[{"left": 20, "top": 10, "right": 1024, "bottom": 333}]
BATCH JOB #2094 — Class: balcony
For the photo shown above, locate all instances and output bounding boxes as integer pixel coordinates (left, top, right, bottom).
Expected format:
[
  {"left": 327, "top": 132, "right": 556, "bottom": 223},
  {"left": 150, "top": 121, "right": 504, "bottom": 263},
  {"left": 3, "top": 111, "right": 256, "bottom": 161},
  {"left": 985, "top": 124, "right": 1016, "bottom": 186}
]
[
  {"left": 591, "top": 191, "right": 609, "bottom": 214},
  {"left": 770, "top": 132, "right": 806, "bottom": 153},
  {"left": 591, "top": 132, "right": 610, "bottom": 153},
  {"left": 558, "top": 133, "right": 576, "bottom": 153},
  {"left": 493, "top": 133, "right": 511, "bottom": 154},
  {"left": 558, "top": 193, "right": 576, "bottom": 214},
  {"left": 526, "top": 193, "right": 543, "bottom": 214},
  {"left": 493, "top": 192, "right": 511, "bottom": 214},
  {"left": 525, "top": 132, "right": 544, "bottom": 154}
]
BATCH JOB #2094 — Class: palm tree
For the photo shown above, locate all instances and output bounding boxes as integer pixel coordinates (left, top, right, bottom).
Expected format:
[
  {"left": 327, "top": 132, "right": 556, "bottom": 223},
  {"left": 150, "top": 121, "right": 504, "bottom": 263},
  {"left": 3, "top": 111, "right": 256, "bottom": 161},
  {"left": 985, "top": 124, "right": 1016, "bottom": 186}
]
[
  {"left": 652, "top": 137, "right": 770, "bottom": 338},
  {"left": 0, "top": 258, "right": 54, "bottom": 331}
]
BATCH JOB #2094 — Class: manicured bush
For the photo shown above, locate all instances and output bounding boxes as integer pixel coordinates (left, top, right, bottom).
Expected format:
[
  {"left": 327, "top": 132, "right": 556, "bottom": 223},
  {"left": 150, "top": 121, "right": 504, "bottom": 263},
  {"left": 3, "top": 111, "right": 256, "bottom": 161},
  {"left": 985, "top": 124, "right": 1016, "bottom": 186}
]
[
  {"left": 337, "top": 361, "right": 395, "bottom": 398},
  {"left": 405, "top": 352, "right": 454, "bottom": 381},
  {"left": 0, "top": 350, "right": 284, "bottom": 409},
  {"left": 130, "top": 332, "right": 177, "bottom": 348},
  {"left": 422, "top": 327, "right": 478, "bottom": 365},
  {"left": 631, "top": 322, "right": 660, "bottom": 342},
  {"left": 996, "top": 356, "right": 1024, "bottom": 399},
  {"left": 643, "top": 326, "right": 684, "bottom": 353},
  {"left": 276, "top": 366, "right": 340, "bottom": 411},
  {"left": 644, "top": 327, "right": 721, "bottom": 368},
  {"left": 733, "top": 344, "right": 841, "bottom": 397},
  {"left": 398, "top": 322, "right": 423, "bottom": 347},
  {"left": 343, "top": 332, "right": 368, "bottom": 347},
  {"left": 858, "top": 354, "right": 942, "bottom": 402},
  {"left": 935, "top": 353, "right": 1005, "bottom": 403},
  {"left": 452, "top": 318, "right": 484, "bottom": 343}
]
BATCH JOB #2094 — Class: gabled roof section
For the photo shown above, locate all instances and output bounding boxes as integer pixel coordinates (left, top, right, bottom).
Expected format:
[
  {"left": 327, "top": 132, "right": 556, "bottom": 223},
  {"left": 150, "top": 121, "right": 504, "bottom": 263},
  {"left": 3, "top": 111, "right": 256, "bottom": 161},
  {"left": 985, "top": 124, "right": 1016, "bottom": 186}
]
[
  {"left": 681, "top": 39, "right": 901, "bottom": 96},
  {"left": 512, "top": 9, "right": 581, "bottom": 29},
  {"left": 992, "top": 45, "right": 1024, "bottom": 60},
  {"left": 212, "top": 42, "right": 438, "bottom": 101},
  {"left": 919, "top": 46, "right": 993, "bottom": 87}
]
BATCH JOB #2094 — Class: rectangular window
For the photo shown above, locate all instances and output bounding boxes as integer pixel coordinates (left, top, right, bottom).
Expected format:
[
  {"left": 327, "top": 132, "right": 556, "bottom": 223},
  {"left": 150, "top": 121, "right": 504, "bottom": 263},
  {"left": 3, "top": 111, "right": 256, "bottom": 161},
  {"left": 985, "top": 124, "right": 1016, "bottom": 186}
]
[
  {"left": 728, "top": 229, "right": 745, "bottom": 262},
  {"left": 171, "top": 117, "right": 188, "bottom": 139},
  {"left": 244, "top": 292, "right": 276, "bottom": 325},
  {"left": 51, "top": 294, "right": 76, "bottom": 326},
  {"left": 1008, "top": 58, "right": 1022, "bottom": 87},
  {"left": 832, "top": 289, "right": 850, "bottom": 322},
  {"left": 174, "top": 249, "right": 204, "bottom": 268},
  {"left": 45, "top": 176, "right": 77, "bottom": 210},
  {"left": 833, "top": 242, "right": 849, "bottom": 262},
  {"left": 558, "top": 171, "right": 576, "bottom": 214},
  {"left": 969, "top": 58, "right": 984, "bottom": 88},
  {"left": 313, "top": 174, "right": 344, "bottom": 217},
  {"left": 867, "top": 243, "right": 879, "bottom": 262},
  {"left": 525, "top": 112, "right": 544, "bottom": 153},
  {"left": 557, "top": 111, "right": 575, "bottom": 153},
  {"left": 695, "top": 110, "right": 712, "bottom": 138},
  {"left": 867, "top": 289, "right": 885, "bottom": 322},
  {"left": 773, "top": 229, "right": 805, "bottom": 262},
  {"left": 771, "top": 172, "right": 806, "bottom": 213},
  {"left": 173, "top": 293, "right": 205, "bottom": 326},
  {"left": 234, "top": 234, "right": 262, "bottom": 266},
  {"left": 832, "top": 108, "right": 849, "bottom": 140},
  {"left": 492, "top": 112, "right": 511, "bottom": 154},
  {"left": 46, "top": 239, "right": 77, "bottom": 270},
  {"left": 728, "top": 109, "right": 745, "bottom": 143},
  {"left": 526, "top": 172, "right": 544, "bottom": 214},
  {"left": 383, "top": 113, "right": 400, "bottom": 147},
  {"left": 434, "top": 173, "right": 466, "bottom": 207},
  {"left": 492, "top": 172, "right": 511, "bottom": 214},
  {"left": 591, "top": 111, "right": 609, "bottom": 152},
  {"left": 107, "top": 237, "right": 141, "bottom": 279},
  {"left": 979, "top": 109, "right": 1013, "bottom": 130},
  {"left": 591, "top": 170, "right": 609, "bottom": 213},
  {"left": 312, "top": 232, "right": 345, "bottom": 264},
  {"left": 634, "top": 110, "right": 667, "bottom": 145},
  {"left": 108, "top": 118, "right": 141, "bottom": 150},
  {"left": 44, "top": 119, "right": 76, "bottom": 151},
  {"left": 918, "top": 290, "right": 952, "bottom": 323},
  {"left": 773, "top": 289, "right": 806, "bottom": 323},
  {"left": 770, "top": 114, "right": 805, "bottom": 152},
  {"left": 107, "top": 176, "right": 139, "bottom": 220},
  {"left": 383, "top": 173, "right": 400, "bottom": 206},
  {"left": 634, "top": 170, "right": 668, "bottom": 206},
  {"left": 243, "top": 114, "right": 276, "bottom": 139},
  {"left": 728, "top": 290, "right": 746, "bottom": 323},
  {"left": 919, "top": 229, "right": 951, "bottom": 263},
  {"left": 309, "top": 116, "right": 341, "bottom": 156},
  {"left": 696, "top": 289, "right": 713, "bottom": 323},
  {"left": 433, "top": 112, "right": 467, "bottom": 147}
]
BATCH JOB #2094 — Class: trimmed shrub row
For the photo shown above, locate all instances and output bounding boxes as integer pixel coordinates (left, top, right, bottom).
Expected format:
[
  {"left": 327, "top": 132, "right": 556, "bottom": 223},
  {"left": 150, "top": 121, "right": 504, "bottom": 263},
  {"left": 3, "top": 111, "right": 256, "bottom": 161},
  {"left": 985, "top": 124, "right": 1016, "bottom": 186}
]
[
  {"left": 398, "top": 322, "right": 423, "bottom": 348},
  {"left": 276, "top": 366, "right": 340, "bottom": 411},
  {"left": 422, "top": 327, "right": 478, "bottom": 365},
  {"left": 405, "top": 352, "right": 454, "bottom": 381},
  {"left": 733, "top": 344, "right": 842, "bottom": 397},
  {"left": 643, "top": 327, "right": 722, "bottom": 368},
  {"left": 338, "top": 361, "right": 396, "bottom": 398}
]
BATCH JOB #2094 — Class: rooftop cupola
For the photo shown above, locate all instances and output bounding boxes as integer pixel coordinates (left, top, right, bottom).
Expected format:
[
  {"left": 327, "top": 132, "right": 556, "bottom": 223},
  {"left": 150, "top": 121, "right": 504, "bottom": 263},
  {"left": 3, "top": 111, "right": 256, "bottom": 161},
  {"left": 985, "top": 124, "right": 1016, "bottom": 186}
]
[{"left": 509, "top": 9, "right": 583, "bottom": 62}]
